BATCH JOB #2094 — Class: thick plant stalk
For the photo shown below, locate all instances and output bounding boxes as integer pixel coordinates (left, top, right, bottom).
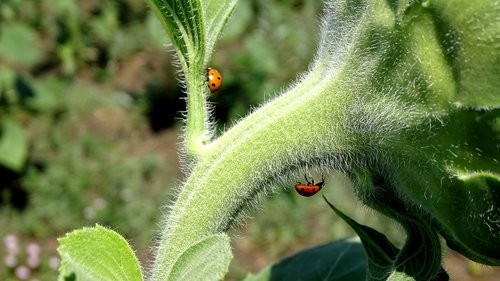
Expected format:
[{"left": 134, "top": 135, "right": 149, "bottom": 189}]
[
  {"left": 149, "top": 0, "right": 500, "bottom": 279},
  {"left": 150, "top": 3, "right": 426, "bottom": 278}
]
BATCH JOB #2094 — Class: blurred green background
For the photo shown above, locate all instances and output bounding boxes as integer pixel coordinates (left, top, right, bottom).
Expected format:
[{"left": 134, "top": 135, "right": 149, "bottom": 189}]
[{"left": 0, "top": 0, "right": 496, "bottom": 280}]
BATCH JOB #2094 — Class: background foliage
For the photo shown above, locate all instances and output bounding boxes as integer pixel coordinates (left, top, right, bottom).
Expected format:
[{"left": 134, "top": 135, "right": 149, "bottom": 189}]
[{"left": 0, "top": 0, "right": 498, "bottom": 280}]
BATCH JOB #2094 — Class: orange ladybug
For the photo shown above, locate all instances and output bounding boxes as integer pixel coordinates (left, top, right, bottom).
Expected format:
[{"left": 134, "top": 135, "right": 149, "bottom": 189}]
[
  {"left": 207, "top": 67, "right": 222, "bottom": 93},
  {"left": 294, "top": 174, "right": 325, "bottom": 197}
]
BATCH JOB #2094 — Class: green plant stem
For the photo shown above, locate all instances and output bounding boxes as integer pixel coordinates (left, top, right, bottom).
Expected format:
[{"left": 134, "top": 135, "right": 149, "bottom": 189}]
[
  {"left": 145, "top": 0, "right": 210, "bottom": 161},
  {"left": 149, "top": 0, "right": 500, "bottom": 279},
  {"left": 150, "top": 4, "right": 410, "bottom": 278},
  {"left": 184, "top": 68, "right": 211, "bottom": 161},
  {"left": 150, "top": 57, "right": 422, "bottom": 279}
]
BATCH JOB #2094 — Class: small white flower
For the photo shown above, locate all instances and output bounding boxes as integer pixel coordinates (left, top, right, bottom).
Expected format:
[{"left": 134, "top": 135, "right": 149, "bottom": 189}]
[
  {"left": 4, "top": 254, "right": 17, "bottom": 268},
  {"left": 48, "top": 256, "right": 60, "bottom": 270},
  {"left": 15, "top": 265, "right": 30, "bottom": 280}
]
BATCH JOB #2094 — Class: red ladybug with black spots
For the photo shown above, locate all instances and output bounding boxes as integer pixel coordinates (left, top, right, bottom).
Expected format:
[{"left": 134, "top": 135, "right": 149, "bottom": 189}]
[{"left": 295, "top": 174, "right": 325, "bottom": 197}]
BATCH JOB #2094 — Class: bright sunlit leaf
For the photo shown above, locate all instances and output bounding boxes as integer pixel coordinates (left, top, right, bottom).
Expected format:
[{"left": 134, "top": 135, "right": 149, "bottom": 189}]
[
  {"left": 168, "top": 233, "right": 232, "bottom": 281},
  {"left": 57, "top": 225, "right": 143, "bottom": 281}
]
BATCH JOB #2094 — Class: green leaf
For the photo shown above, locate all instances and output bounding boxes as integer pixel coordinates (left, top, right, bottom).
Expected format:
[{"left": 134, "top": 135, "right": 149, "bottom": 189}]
[
  {"left": 168, "top": 233, "right": 232, "bottom": 281},
  {"left": 146, "top": 0, "right": 238, "bottom": 67},
  {"left": 0, "top": 118, "right": 28, "bottom": 172},
  {"left": 146, "top": 0, "right": 204, "bottom": 67},
  {"left": 427, "top": 0, "right": 500, "bottom": 108},
  {"left": 57, "top": 225, "right": 143, "bottom": 281},
  {"left": 200, "top": 0, "right": 238, "bottom": 65},
  {"left": 323, "top": 196, "right": 398, "bottom": 281},
  {"left": 395, "top": 108, "right": 500, "bottom": 265},
  {"left": 441, "top": 172, "right": 500, "bottom": 264},
  {"left": 324, "top": 195, "right": 449, "bottom": 281},
  {"left": 0, "top": 23, "right": 42, "bottom": 67},
  {"left": 245, "top": 237, "right": 367, "bottom": 281}
]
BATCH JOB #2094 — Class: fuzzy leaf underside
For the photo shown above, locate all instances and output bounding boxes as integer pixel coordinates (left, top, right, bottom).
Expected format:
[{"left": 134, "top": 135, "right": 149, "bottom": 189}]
[
  {"left": 149, "top": 0, "right": 500, "bottom": 278},
  {"left": 146, "top": 0, "right": 237, "bottom": 68},
  {"left": 429, "top": 0, "right": 500, "bottom": 108},
  {"left": 146, "top": 0, "right": 204, "bottom": 68},
  {"left": 57, "top": 225, "right": 143, "bottom": 281},
  {"left": 168, "top": 233, "right": 232, "bottom": 281},
  {"left": 397, "top": 108, "right": 500, "bottom": 265},
  {"left": 201, "top": 0, "right": 238, "bottom": 65}
]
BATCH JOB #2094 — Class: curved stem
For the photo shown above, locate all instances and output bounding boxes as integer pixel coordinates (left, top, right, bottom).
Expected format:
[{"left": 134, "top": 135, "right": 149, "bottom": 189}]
[
  {"left": 149, "top": 54, "right": 413, "bottom": 278},
  {"left": 151, "top": 69, "right": 349, "bottom": 279}
]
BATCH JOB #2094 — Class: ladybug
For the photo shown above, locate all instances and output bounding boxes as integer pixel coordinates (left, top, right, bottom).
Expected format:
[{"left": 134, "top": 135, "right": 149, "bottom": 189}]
[
  {"left": 207, "top": 67, "right": 222, "bottom": 93},
  {"left": 294, "top": 174, "right": 325, "bottom": 197}
]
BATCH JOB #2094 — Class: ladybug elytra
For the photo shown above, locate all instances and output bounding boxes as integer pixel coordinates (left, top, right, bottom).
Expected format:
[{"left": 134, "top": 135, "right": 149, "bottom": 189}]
[
  {"left": 207, "top": 67, "right": 222, "bottom": 93},
  {"left": 294, "top": 174, "right": 325, "bottom": 197}
]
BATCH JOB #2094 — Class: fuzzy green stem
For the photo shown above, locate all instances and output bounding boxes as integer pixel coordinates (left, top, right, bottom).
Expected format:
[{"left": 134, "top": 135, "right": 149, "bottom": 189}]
[
  {"left": 145, "top": 0, "right": 211, "bottom": 161},
  {"left": 151, "top": 72, "right": 351, "bottom": 280},
  {"left": 150, "top": 2, "right": 407, "bottom": 278},
  {"left": 149, "top": 54, "right": 421, "bottom": 279},
  {"left": 184, "top": 68, "right": 211, "bottom": 161}
]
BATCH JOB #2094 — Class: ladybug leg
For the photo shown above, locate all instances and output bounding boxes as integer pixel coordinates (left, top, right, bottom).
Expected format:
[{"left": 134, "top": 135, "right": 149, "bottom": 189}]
[
  {"left": 317, "top": 175, "right": 326, "bottom": 188},
  {"left": 304, "top": 174, "right": 312, "bottom": 185}
]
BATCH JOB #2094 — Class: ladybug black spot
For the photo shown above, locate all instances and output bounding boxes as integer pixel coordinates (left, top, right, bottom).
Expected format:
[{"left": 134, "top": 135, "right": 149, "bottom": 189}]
[{"left": 211, "top": 83, "right": 216, "bottom": 87}]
